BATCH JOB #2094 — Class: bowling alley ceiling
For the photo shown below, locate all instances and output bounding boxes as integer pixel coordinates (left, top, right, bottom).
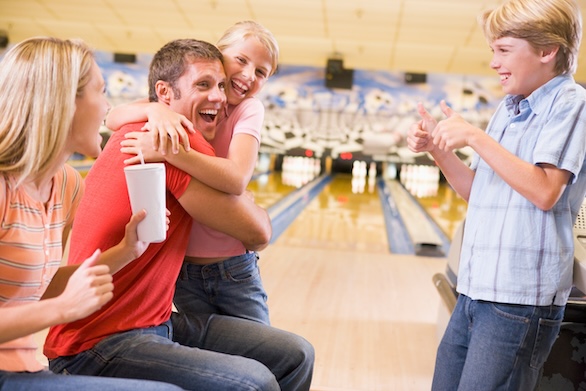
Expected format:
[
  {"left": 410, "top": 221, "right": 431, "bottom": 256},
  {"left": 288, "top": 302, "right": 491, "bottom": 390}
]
[{"left": 2, "top": 0, "right": 586, "bottom": 82}]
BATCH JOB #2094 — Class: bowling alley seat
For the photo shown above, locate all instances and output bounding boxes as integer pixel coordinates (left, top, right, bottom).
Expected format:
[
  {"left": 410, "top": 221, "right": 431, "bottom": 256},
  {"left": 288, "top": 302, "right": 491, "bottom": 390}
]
[
  {"left": 433, "top": 220, "right": 586, "bottom": 390},
  {"left": 431, "top": 220, "right": 462, "bottom": 315}
]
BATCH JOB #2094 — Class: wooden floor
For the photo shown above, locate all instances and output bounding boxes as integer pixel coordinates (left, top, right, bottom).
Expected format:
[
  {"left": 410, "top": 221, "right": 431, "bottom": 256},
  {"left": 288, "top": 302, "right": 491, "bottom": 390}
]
[
  {"left": 261, "top": 246, "right": 446, "bottom": 391},
  {"left": 257, "top": 173, "right": 458, "bottom": 391}
]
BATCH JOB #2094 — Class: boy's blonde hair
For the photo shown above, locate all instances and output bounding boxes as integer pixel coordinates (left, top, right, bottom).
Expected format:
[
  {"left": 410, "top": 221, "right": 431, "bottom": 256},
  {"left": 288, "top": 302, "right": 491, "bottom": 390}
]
[
  {"left": 216, "top": 20, "right": 280, "bottom": 76},
  {"left": 0, "top": 37, "right": 94, "bottom": 187},
  {"left": 479, "top": 0, "right": 582, "bottom": 75}
]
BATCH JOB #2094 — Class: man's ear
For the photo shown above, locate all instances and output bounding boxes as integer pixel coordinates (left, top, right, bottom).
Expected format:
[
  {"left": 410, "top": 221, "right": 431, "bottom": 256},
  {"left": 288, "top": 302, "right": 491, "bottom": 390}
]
[
  {"left": 155, "top": 81, "right": 172, "bottom": 104},
  {"left": 541, "top": 46, "right": 559, "bottom": 64}
]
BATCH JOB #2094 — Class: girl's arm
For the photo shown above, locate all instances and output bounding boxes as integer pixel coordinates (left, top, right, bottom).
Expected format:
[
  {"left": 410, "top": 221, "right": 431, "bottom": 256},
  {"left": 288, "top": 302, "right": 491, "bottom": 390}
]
[
  {"left": 105, "top": 98, "right": 150, "bottom": 131},
  {"left": 163, "top": 133, "right": 259, "bottom": 195},
  {"left": 106, "top": 99, "right": 193, "bottom": 154},
  {"left": 121, "top": 101, "right": 263, "bottom": 195},
  {"left": 123, "top": 133, "right": 258, "bottom": 195}
]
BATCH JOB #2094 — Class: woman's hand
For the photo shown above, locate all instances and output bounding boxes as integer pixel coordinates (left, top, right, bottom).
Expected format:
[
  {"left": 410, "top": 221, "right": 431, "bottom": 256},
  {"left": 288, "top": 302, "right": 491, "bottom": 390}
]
[
  {"left": 119, "top": 209, "right": 151, "bottom": 260},
  {"left": 58, "top": 249, "right": 114, "bottom": 322}
]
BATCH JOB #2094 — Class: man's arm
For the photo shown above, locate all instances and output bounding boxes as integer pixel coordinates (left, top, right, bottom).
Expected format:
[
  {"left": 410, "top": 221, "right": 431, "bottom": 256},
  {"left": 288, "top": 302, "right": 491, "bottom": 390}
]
[{"left": 178, "top": 177, "right": 272, "bottom": 251}]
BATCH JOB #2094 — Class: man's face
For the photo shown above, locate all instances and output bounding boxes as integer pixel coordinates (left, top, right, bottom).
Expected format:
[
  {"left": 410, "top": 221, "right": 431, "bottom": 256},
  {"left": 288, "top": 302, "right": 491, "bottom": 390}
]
[{"left": 167, "top": 59, "right": 227, "bottom": 141}]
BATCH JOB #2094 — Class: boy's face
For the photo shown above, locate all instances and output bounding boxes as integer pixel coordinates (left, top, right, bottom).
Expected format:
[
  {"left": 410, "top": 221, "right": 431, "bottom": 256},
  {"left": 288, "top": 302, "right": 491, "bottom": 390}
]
[
  {"left": 167, "top": 59, "right": 227, "bottom": 141},
  {"left": 221, "top": 37, "right": 273, "bottom": 106},
  {"left": 489, "top": 36, "right": 556, "bottom": 98}
]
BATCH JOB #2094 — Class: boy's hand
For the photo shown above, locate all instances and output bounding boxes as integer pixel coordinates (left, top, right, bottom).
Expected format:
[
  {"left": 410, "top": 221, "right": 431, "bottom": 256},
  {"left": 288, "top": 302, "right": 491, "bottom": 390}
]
[
  {"left": 432, "top": 100, "right": 476, "bottom": 152},
  {"left": 406, "top": 102, "right": 436, "bottom": 153}
]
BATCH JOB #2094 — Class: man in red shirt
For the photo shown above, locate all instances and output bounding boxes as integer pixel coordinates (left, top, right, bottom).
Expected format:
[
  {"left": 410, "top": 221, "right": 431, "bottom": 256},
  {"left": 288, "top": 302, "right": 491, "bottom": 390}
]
[{"left": 44, "top": 39, "right": 314, "bottom": 391}]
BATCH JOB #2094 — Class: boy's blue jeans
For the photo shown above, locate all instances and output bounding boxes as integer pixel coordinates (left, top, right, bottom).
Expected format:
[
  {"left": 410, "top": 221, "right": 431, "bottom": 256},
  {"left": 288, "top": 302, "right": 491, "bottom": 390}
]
[
  {"left": 174, "top": 252, "right": 270, "bottom": 324},
  {"left": 433, "top": 294, "right": 563, "bottom": 391},
  {"left": 49, "top": 313, "right": 314, "bottom": 391}
]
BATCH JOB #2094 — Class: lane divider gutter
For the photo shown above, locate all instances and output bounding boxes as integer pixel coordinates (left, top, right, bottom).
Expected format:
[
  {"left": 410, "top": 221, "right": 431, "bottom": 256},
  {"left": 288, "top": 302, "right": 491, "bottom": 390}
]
[{"left": 267, "top": 174, "right": 332, "bottom": 243}]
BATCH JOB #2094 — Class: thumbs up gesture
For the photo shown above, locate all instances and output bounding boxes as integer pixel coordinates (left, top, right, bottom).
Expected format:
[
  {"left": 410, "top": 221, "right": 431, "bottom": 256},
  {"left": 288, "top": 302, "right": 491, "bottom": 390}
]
[
  {"left": 406, "top": 102, "right": 437, "bottom": 153},
  {"left": 432, "top": 100, "right": 477, "bottom": 152}
]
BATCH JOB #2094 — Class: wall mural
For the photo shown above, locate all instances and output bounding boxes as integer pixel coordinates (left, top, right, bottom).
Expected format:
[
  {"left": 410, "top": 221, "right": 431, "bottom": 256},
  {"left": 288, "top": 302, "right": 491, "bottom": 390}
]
[
  {"left": 255, "top": 65, "right": 502, "bottom": 164},
  {"left": 94, "top": 51, "right": 504, "bottom": 165}
]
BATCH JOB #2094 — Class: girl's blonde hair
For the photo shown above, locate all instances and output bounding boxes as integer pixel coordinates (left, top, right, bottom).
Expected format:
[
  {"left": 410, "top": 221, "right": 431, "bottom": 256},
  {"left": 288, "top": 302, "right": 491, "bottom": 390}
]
[
  {"left": 479, "top": 0, "right": 582, "bottom": 75},
  {"left": 0, "top": 37, "right": 94, "bottom": 187},
  {"left": 217, "top": 20, "right": 280, "bottom": 76}
]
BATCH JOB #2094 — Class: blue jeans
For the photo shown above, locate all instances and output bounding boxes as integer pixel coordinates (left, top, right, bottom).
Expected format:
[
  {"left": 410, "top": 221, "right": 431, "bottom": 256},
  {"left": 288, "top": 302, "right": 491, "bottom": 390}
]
[
  {"left": 49, "top": 313, "right": 314, "bottom": 391},
  {"left": 433, "top": 294, "right": 564, "bottom": 391},
  {"left": 0, "top": 369, "right": 180, "bottom": 391},
  {"left": 174, "top": 252, "right": 270, "bottom": 324}
]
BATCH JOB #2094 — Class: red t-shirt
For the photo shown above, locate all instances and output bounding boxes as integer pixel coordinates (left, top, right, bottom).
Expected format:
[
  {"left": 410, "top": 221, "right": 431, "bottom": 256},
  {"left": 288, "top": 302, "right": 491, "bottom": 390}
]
[{"left": 44, "top": 123, "right": 215, "bottom": 358}]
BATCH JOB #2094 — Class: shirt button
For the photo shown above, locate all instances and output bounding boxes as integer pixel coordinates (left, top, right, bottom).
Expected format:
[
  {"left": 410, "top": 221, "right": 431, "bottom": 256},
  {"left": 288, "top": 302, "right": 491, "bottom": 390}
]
[{"left": 510, "top": 123, "right": 516, "bottom": 128}]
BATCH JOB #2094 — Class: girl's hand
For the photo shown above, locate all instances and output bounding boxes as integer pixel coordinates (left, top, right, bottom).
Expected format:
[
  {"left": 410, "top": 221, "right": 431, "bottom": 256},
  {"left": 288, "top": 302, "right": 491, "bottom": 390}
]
[
  {"left": 143, "top": 102, "right": 194, "bottom": 154},
  {"left": 121, "top": 131, "right": 166, "bottom": 165}
]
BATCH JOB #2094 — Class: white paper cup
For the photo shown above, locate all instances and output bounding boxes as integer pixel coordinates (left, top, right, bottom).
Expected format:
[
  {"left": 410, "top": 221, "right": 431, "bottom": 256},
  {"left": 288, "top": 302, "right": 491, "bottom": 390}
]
[{"left": 123, "top": 163, "right": 166, "bottom": 243}]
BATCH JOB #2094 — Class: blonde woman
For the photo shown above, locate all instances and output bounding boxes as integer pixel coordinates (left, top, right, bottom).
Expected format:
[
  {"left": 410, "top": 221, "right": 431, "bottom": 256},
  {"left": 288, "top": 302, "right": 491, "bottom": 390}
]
[{"left": 0, "top": 37, "right": 179, "bottom": 390}]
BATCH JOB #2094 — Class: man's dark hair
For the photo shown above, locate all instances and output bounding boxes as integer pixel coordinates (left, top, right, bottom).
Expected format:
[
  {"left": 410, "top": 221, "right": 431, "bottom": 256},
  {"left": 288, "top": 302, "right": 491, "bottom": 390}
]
[{"left": 148, "top": 39, "right": 223, "bottom": 102}]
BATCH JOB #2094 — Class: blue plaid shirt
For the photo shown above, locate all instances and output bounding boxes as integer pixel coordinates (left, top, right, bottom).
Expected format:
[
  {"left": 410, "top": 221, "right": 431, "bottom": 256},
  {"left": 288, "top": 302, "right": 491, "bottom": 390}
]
[{"left": 458, "top": 75, "right": 586, "bottom": 306}]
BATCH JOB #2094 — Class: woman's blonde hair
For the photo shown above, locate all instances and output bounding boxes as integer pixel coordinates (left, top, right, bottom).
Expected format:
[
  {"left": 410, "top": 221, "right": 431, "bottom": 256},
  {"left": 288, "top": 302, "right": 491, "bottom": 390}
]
[
  {"left": 479, "top": 0, "right": 582, "bottom": 75},
  {"left": 216, "top": 20, "right": 280, "bottom": 76},
  {"left": 0, "top": 37, "right": 94, "bottom": 187}
]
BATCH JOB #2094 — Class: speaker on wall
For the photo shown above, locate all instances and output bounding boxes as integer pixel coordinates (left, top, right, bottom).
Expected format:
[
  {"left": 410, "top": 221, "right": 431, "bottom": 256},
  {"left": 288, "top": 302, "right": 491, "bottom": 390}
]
[
  {"left": 114, "top": 52, "right": 137, "bottom": 64},
  {"left": 0, "top": 30, "right": 8, "bottom": 49},
  {"left": 404, "top": 72, "right": 427, "bottom": 84},
  {"left": 325, "top": 58, "right": 354, "bottom": 90}
]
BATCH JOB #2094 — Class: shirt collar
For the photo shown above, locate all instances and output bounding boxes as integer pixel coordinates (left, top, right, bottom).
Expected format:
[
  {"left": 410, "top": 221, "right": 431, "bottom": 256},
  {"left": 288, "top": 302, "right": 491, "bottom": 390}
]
[{"left": 504, "top": 74, "right": 574, "bottom": 116}]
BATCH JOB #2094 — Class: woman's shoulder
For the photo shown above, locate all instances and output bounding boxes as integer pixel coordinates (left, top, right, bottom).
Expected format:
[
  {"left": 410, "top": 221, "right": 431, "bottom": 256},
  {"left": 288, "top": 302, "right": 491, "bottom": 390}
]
[
  {"left": 61, "top": 164, "right": 83, "bottom": 184},
  {"left": 58, "top": 164, "right": 84, "bottom": 202}
]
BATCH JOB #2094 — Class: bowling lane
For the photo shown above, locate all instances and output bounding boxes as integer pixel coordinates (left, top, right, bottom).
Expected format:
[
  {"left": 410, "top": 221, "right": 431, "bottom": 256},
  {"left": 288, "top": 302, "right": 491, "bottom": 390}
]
[
  {"left": 415, "top": 184, "right": 467, "bottom": 240},
  {"left": 406, "top": 182, "right": 467, "bottom": 240},
  {"left": 247, "top": 171, "right": 300, "bottom": 210},
  {"left": 259, "top": 173, "right": 445, "bottom": 391},
  {"left": 272, "top": 173, "right": 389, "bottom": 253},
  {"left": 399, "top": 164, "right": 467, "bottom": 240}
]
